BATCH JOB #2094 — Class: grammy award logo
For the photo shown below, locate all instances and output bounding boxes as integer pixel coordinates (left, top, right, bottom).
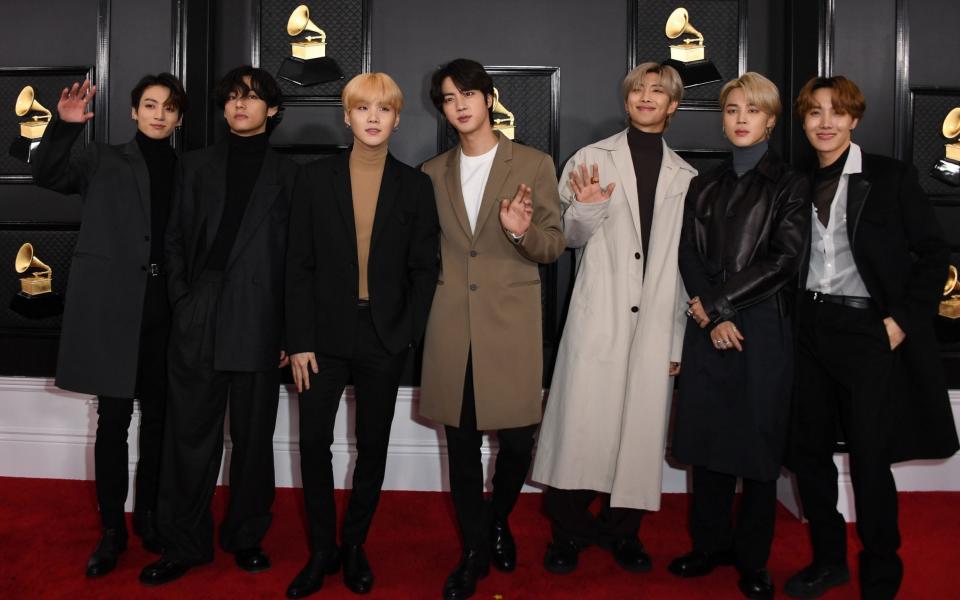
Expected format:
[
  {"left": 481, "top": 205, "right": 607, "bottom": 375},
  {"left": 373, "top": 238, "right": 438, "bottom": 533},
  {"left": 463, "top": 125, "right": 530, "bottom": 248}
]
[
  {"left": 288, "top": 4, "right": 326, "bottom": 60},
  {"left": 277, "top": 4, "right": 344, "bottom": 87},
  {"left": 662, "top": 7, "right": 721, "bottom": 87},
  {"left": 14, "top": 243, "right": 53, "bottom": 296},
  {"left": 941, "top": 265, "right": 960, "bottom": 319},
  {"left": 932, "top": 107, "right": 960, "bottom": 186},
  {"left": 491, "top": 88, "right": 515, "bottom": 140},
  {"left": 9, "top": 85, "right": 52, "bottom": 163}
]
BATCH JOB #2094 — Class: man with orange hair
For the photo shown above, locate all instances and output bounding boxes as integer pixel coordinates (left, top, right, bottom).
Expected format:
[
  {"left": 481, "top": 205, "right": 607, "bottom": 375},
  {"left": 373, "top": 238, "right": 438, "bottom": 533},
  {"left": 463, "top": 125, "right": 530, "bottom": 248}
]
[{"left": 786, "top": 76, "right": 957, "bottom": 599}]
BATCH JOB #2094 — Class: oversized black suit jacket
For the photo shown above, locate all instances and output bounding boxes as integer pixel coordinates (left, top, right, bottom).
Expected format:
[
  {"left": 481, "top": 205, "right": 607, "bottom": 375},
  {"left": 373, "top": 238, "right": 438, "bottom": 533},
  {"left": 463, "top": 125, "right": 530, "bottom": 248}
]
[
  {"left": 798, "top": 148, "right": 959, "bottom": 462},
  {"left": 165, "top": 138, "right": 298, "bottom": 372},
  {"left": 285, "top": 151, "right": 439, "bottom": 358},
  {"left": 32, "top": 118, "right": 168, "bottom": 398}
]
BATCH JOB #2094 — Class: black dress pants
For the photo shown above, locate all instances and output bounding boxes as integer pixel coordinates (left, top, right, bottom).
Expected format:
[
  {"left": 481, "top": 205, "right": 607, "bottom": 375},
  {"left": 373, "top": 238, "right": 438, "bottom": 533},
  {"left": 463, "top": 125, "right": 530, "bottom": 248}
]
[
  {"left": 689, "top": 466, "right": 777, "bottom": 571},
  {"left": 543, "top": 487, "right": 643, "bottom": 547},
  {"left": 791, "top": 298, "right": 902, "bottom": 599},
  {"left": 444, "top": 352, "right": 537, "bottom": 553},
  {"left": 158, "top": 271, "right": 280, "bottom": 564},
  {"left": 298, "top": 306, "right": 408, "bottom": 553},
  {"left": 94, "top": 274, "right": 168, "bottom": 532}
]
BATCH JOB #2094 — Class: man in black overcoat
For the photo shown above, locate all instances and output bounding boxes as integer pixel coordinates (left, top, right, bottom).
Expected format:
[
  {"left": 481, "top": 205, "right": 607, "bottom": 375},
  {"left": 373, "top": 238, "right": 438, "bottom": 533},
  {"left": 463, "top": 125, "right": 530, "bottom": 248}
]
[
  {"left": 786, "top": 76, "right": 959, "bottom": 600},
  {"left": 32, "top": 74, "right": 187, "bottom": 577},
  {"left": 139, "top": 66, "right": 297, "bottom": 586}
]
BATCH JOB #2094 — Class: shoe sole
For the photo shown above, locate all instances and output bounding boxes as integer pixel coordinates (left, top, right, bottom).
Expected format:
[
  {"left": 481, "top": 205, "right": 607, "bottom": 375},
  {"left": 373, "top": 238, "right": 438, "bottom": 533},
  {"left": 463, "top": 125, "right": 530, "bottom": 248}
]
[{"left": 783, "top": 572, "right": 851, "bottom": 599}]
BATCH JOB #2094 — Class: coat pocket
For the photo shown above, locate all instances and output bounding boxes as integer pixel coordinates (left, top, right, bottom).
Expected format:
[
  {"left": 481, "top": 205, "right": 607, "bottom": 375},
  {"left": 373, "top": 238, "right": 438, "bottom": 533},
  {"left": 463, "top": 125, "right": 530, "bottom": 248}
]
[{"left": 507, "top": 279, "right": 541, "bottom": 288}]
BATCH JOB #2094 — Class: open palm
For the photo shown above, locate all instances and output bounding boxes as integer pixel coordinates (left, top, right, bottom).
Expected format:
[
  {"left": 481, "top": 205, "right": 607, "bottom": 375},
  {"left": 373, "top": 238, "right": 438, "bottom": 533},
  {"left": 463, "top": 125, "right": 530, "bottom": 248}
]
[{"left": 57, "top": 80, "right": 96, "bottom": 123}]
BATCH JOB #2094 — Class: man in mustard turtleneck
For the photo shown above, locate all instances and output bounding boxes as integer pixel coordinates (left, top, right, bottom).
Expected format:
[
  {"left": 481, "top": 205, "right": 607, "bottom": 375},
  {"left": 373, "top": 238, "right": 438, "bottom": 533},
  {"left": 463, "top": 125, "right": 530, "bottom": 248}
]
[{"left": 284, "top": 73, "right": 439, "bottom": 598}]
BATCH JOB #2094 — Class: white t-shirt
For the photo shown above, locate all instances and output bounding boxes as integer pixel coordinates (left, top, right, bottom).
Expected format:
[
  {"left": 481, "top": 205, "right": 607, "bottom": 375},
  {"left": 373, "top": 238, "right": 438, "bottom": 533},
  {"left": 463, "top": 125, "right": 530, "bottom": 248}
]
[{"left": 459, "top": 144, "right": 498, "bottom": 233}]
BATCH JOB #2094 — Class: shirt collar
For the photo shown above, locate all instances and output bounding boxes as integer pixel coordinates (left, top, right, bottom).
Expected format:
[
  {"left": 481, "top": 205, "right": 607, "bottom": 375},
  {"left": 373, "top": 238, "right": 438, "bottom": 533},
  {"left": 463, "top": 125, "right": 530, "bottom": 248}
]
[{"left": 842, "top": 142, "right": 862, "bottom": 176}]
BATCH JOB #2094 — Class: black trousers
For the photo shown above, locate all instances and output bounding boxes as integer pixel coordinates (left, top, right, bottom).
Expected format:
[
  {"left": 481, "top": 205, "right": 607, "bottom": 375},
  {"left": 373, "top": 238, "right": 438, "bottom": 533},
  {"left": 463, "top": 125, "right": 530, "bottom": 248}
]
[
  {"left": 298, "top": 306, "right": 407, "bottom": 553},
  {"left": 543, "top": 487, "right": 643, "bottom": 547},
  {"left": 791, "top": 298, "right": 902, "bottom": 599},
  {"left": 444, "top": 353, "right": 537, "bottom": 553},
  {"left": 689, "top": 466, "right": 776, "bottom": 571},
  {"left": 158, "top": 271, "right": 280, "bottom": 564},
  {"left": 94, "top": 275, "right": 168, "bottom": 532}
]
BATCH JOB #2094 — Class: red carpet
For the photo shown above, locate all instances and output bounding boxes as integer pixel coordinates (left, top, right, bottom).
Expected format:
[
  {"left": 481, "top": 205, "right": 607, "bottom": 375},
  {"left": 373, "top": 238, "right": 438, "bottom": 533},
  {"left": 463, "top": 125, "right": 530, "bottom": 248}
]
[{"left": 0, "top": 477, "right": 955, "bottom": 599}]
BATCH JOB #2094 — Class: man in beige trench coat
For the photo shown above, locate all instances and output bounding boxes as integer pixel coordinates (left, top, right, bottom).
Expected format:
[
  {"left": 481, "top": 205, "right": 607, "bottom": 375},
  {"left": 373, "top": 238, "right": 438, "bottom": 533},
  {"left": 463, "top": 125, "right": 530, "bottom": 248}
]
[
  {"left": 419, "top": 59, "right": 565, "bottom": 600},
  {"left": 531, "top": 62, "right": 696, "bottom": 574}
]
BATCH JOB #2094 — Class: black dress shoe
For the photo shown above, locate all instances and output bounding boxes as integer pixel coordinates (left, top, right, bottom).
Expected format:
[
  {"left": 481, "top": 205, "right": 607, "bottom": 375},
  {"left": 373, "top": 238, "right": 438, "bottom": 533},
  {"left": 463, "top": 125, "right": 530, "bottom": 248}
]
[
  {"left": 341, "top": 544, "right": 374, "bottom": 594},
  {"left": 442, "top": 549, "right": 490, "bottom": 600},
  {"left": 489, "top": 518, "right": 517, "bottom": 572},
  {"left": 610, "top": 538, "right": 652, "bottom": 573},
  {"left": 738, "top": 568, "right": 774, "bottom": 599},
  {"left": 543, "top": 539, "right": 580, "bottom": 574},
  {"left": 783, "top": 563, "right": 850, "bottom": 599},
  {"left": 139, "top": 559, "right": 191, "bottom": 586},
  {"left": 235, "top": 547, "right": 271, "bottom": 573},
  {"left": 286, "top": 550, "right": 341, "bottom": 599},
  {"left": 668, "top": 549, "right": 735, "bottom": 578},
  {"left": 85, "top": 528, "right": 128, "bottom": 578},
  {"left": 132, "top": 509, "right": 163, "bottom": 554}
]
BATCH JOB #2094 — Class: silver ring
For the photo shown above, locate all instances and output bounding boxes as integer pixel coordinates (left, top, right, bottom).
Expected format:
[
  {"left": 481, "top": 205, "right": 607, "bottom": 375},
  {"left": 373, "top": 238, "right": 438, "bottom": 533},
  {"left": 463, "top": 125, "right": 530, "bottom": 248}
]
[{"left": 685, "top": 308, "right": 693, "bottom": 317}]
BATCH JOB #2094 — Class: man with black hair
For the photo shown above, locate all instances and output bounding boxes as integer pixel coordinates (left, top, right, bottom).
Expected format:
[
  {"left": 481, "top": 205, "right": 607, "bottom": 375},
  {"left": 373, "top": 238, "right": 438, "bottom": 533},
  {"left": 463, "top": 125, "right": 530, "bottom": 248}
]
[
  {"left": 32, "top": 73, "right": 186, "bottom": 578},
  {"left": 420, "top": 58, "right": 564, "bottom": 600},
  {"left": 140, "top": 66, "right": 297, "bottom": 586}
]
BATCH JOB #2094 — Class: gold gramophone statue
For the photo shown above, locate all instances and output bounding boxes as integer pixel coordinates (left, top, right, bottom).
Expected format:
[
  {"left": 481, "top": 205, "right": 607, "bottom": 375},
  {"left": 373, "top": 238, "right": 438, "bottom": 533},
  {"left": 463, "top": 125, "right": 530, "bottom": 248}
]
[
  {"left": 277, "top": 4, "right": 344, "bottom": 87},
  {"left": 491, "top": 88, "right": 515, "bottom": 140},
  {"left": 941, "top": 265, "right": 960, "bottom": 319},
  {"left": 662, "top": 7, "right": 721, "bottom": 87},
  {"left": 931, "top": 107, "right": 960, "bottom": 186},
  {"left": 9, "top": 85, "right": 52, "bottom": 163},
  {"left": 14, "top": 243, "right": 52, "bottom": 296}
]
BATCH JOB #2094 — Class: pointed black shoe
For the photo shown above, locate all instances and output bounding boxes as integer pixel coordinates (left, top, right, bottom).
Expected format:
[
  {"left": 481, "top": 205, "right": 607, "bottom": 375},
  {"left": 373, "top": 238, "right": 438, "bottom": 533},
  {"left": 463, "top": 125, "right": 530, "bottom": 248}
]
[
  {"left": 341, "top": 544, "right": 374, "bottom": 594},
  {"left": 235, "top": 546, "right": 271, "bottom": 573},
  {"left": 610, "top": 538, "right": 652, "bottom": 573},
  {"left": 489, "top": 518, "right": 517, "bottom": 572},
  {"left": 139, "top": 558, "right": 192, "bottom": 586},
  {"left": 543, "top": 539, "right": 580, "bottom": 574},
  {"left": 132, "top": 510, "right": 163, "bottom": 554},
  {"left": 286, "top": 550, "right": 341, "bottom": 599},
  {"left": 783, "top": 563, "right": 850, "bottom": 599},
  {"left": 738, "top": 568, "right": 775, "bottom": 600},
  {"left": 85, "top": 528, "right": 128, "bottom": 578},
  {"left": 668, "top": 549, "right": 735, "bottom": 578},
  {"left": 442, "top": 549, "right": 490, "bottom": 600}
]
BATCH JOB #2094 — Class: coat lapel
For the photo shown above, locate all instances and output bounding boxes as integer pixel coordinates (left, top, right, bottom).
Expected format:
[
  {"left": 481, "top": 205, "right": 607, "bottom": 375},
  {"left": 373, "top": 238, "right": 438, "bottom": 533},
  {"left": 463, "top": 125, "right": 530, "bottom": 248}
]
[
  {"left": 610, "top": 132, "right": 643, "bottom": 244},
  {"left": 473, "top": 134, "right": 512, "bottom": 240},
  {"left": 331, "top": 151, "right": 358, "bottom": 251},
  {"left": 122, "top": 140, "right": 151, "bottom": 227},
  {"left": 846, "top": 173, "right": 871, "bottom": 249},
  {"left": 224, "top": 149, "right": 281, "bottom": 270},
  {"left": 197, "top": 141, "right": 228, "bottom": 254},
  {"left": 370, "top": 154, "right": 401, "bottom": 252},
  {"left": 443, "top": 148, "right": 473, "bottom": 240}
]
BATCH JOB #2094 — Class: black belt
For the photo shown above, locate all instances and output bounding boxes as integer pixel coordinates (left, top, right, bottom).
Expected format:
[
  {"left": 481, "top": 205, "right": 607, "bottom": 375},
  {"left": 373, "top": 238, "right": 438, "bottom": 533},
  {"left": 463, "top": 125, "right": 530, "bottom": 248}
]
[
  {"left": 357, "top": 298, "right": 370, "bottom": 308},
  {"left": 805, "top": 290, "right": 875, "bottom": 310}
]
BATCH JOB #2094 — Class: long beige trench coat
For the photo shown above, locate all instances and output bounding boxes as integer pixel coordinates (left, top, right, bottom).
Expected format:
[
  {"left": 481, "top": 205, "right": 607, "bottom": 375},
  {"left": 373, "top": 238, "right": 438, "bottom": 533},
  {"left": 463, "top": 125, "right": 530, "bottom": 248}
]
[
  {"left": 419, "top": 134, "right": 565, "bottom": 430},
  {"left": 531, "top": 129, "right": 696, "bottom": 510}
]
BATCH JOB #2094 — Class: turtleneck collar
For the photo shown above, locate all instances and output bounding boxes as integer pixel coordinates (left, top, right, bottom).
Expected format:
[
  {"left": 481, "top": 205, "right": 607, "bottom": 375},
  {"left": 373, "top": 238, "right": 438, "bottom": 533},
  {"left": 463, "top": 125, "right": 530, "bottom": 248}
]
[
  {"left": 627, "top": 125, "right": 663, "bottom": 150},
  {"left": 135, "top": 130, "right": 175, "bottom": 158},
  {"left": 732, "top": 140, "right": 768, "bottom": 177},
  {"left": 228, "top": 130, "right": 269, "bottom": 155},
  {"left": 350, "top": 140, "right": 388, "bottom": 167},
  {"left": 816, "top": 145, "right": 850, "bottom": 180}
]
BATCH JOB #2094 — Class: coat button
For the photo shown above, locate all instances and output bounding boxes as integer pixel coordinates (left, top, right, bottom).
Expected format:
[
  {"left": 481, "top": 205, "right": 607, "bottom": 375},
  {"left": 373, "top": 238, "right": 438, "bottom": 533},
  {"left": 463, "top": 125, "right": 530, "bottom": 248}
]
[
  {"left": 631, "top": 306, "right": 639, "bottom": 313},
  {"left": 634, "top": 252, "right": 641, "bottom": 259},
  {"left": 469, "top": 284, "right": 478, "bottom": 291},
  {"left": 470, "top": 250, "right": 478, "bottom": 257}
]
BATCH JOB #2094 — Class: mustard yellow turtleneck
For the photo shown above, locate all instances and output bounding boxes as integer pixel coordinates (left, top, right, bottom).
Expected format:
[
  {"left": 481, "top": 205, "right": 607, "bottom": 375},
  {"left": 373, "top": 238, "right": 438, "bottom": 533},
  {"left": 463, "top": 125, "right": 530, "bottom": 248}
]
[{"left": 349, "top": 141, "right": 388, "bottom": 300}]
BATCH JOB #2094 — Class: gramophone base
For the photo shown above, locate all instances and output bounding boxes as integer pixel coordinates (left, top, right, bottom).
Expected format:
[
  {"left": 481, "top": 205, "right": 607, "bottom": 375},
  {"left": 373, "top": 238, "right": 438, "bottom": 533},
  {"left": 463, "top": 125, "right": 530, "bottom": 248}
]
[
  {"left": 663, "top": 58, "right": 722, "bottom": 88},
  {"left": 9, "top": 136, "right": 42, "bottom": 164},
  {"left": 932, "top": 158, "right": 960, "bottom": 186},
  {"left": 278, "top": 57, "right": 344, "bottom": 87},
  {"left": 10, "top": 291, "right": 64, "bottom": 319}
]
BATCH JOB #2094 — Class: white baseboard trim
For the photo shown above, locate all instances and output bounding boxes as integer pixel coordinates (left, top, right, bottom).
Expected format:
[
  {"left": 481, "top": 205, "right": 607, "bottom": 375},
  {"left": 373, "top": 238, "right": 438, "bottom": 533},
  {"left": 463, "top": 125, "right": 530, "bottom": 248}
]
[{"left": 1, "top": 378, "right": 956, "bottom": 519}]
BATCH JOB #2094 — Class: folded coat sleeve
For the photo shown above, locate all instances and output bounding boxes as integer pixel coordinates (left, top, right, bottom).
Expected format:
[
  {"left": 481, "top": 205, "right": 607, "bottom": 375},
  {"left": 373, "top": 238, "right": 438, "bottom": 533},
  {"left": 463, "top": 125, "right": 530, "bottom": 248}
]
[
  {"left": 513, "top": 154, "right": 566, "bottom": 263},
  {"left": 31, "top": 118, "right": 97, "bottom": 197},
  {"left": 284, "top": 165, "right": 318, "bottom": 355},
  {"left": 557, "top": 152, "right": 611, "bottom": 249}
]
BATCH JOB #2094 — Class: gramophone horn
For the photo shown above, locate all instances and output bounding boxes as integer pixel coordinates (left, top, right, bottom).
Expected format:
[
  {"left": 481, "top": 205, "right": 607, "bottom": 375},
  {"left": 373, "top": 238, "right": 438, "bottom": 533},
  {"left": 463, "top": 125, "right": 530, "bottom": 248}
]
[
  {"left": 15, "top": 86, "right": 51, "bottom": 119},
  {"left": 946, "top": 265, "right": 959, "bottom": 296},
  {"left": 14, "top": 243, "right": 51, "bottom": 276},
  {"left": 943, "top": 107, "right": 960, "bottom": 139},
  {"left": 665, "top": 7, "right": 704, "bottom": 44},
  {"left": 287, "top": 4, "right": 326, "bottom": 40},
  {"left": 491, "top": 88, "right": 514, "bottom": 123}
]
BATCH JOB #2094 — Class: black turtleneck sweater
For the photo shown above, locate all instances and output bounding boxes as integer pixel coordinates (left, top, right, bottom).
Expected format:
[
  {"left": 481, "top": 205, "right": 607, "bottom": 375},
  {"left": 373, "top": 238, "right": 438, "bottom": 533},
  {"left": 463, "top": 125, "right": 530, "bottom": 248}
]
[
  {"left": 206, "top": 132, "right": 268, "bottom": 270},
  {"left": 135, "top": 131, "right": 177, "bottom": 263},
  {"left": 627, "top": 127, "right": 663, "bottom": 269},
  {"left": 812, "top": 145, "right": 850, "bottom": 227}
]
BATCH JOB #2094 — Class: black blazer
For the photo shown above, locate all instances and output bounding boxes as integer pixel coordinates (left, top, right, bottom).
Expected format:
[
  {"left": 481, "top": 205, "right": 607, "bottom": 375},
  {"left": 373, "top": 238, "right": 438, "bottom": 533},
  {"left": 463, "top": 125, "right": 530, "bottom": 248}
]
[
  {"left": 32, "top": 118, "right": 168, "bottom": 398},
  {"left": 165, "top": 139, "right": 298, "bottom": 372},
  {"left": 800, "top": 149, "right": 958, "bottom": 462},
  {"left": 285, "top": 151, "right": 439, "bottom": 358}
]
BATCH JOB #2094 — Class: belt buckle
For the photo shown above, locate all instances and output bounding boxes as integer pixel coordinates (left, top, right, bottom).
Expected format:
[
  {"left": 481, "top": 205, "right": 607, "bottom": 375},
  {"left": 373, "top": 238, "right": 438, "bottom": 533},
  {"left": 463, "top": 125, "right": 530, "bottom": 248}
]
[
  {"left": 148, "top": 263, "right": 161, "bottom": 276},
  {"left": 810, "top": 291, "right": 824, "bottom": 303}
]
